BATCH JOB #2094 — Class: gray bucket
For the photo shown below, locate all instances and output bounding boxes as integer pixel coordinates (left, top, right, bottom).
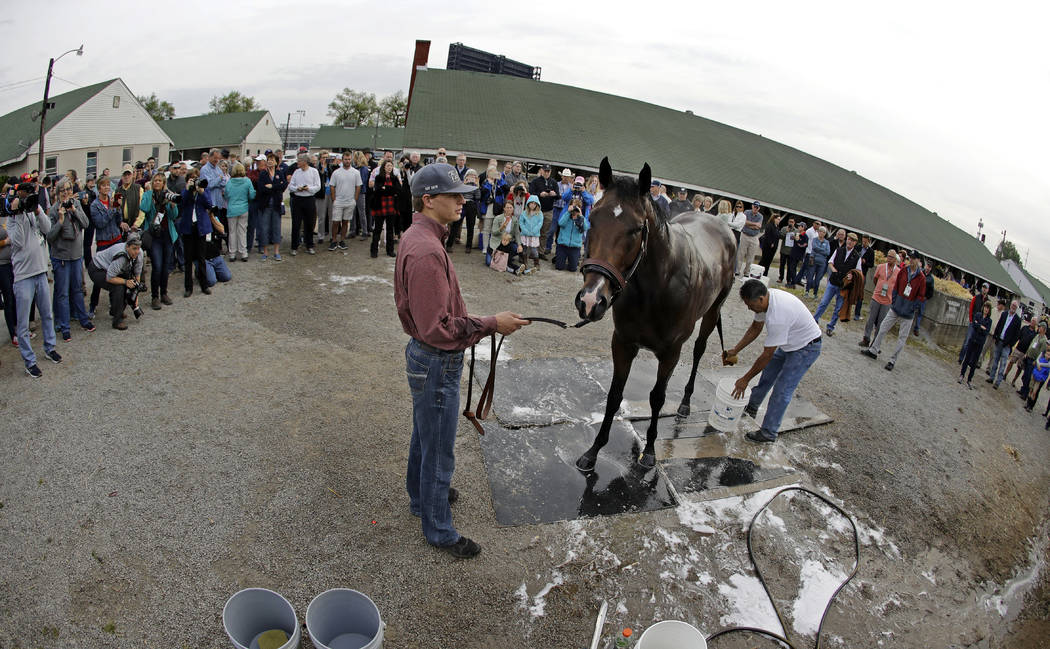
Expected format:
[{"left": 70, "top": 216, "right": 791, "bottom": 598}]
[
  {"left": 222, "top": 588, "right": 302, "bottom": 649},
  {"left": 306, "top": 588, "right": 385, "bottom": 649}
]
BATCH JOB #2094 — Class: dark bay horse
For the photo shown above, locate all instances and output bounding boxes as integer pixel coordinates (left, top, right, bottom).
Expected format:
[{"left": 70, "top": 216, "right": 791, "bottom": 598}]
[{"left": 574, "top": 158, "right": 736, "bottom": 472}]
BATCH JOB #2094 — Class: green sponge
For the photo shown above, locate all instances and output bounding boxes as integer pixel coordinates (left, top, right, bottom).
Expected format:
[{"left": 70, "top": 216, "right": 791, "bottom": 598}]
[{"left": 256, "top": 628, "right": 288, "bottom": 649}]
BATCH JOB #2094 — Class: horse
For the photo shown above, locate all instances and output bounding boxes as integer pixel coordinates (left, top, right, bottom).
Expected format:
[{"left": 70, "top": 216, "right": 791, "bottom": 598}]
[{"left": 573, "top": 157, "right": 736, "bottom": 472}]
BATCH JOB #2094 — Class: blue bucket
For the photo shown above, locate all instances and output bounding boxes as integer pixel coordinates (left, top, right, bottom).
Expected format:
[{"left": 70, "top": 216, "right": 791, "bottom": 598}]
[{"left": 306, "top": 588, "right": 385, "bottom": 649}]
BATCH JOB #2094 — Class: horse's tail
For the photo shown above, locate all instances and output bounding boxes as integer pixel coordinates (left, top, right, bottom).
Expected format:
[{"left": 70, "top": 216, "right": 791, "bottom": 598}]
[{"left": 716, "top": 314, "right": 725, "bottom": 354}]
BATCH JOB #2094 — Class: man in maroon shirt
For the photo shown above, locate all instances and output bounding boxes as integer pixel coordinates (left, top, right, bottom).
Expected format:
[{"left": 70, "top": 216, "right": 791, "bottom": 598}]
[{"left": 395, "top": 163, "right": 529, "bottom": 559}]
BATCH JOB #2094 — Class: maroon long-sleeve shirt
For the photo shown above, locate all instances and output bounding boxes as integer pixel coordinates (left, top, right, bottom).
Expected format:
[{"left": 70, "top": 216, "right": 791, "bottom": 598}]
[{"left": 395, "top": 213, "right": 497, "bottom": 351}]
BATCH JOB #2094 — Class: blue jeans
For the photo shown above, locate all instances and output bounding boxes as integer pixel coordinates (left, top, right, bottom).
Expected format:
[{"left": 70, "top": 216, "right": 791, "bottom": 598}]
[
  {"left": 813, "top": 282, "right": 845, "bottom": 331},
  {"left": 204, "top": 256, "right": 232, "bottom": 287},
  {"left": 747, "top": 338, "right": 822, "bottom": 437},
  {"left": 149, "top": 235, "right": 174, "bottom": 298},
  {"left": 15, "top": 273, "right": 56, "bottom": 368},
  {"left": 555, "top": 246, "right": 581, "bottom": 271},
  {"left": 990, "top": 341, "right": 1011, "bottom": 385},
  {"left": 545, "top": 207, "right": 563, "bottom": 252},
  {"left": 958, "top": 325, "right": 973, "bottom": 363},
  {"left": 913, "top": 300, "right": 927, "bottom": 332},
  {"left": 807, "top": 261, "right": 827, "bottom": 296},
  {"left": 51, "top": 257, "right": 91, "bottom": 334},
  {"left": 405, "top": 339, "right": 464, "bottom": 547},
  {"left": 258, "top": 206, "right": 282, "bottom": 246}
]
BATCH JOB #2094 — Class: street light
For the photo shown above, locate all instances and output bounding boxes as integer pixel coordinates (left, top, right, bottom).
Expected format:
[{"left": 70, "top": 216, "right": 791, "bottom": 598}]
[{"left": 37, "top": 44, "right": 84, "bottom": 177}]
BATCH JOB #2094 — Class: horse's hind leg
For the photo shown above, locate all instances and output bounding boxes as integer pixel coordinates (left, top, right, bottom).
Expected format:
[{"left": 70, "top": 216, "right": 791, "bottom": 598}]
[
  {"left": 677, "top": 291, "right": 730, "bottom": 417},
  {"left": 639, "top": 348, "right": 682, "bottom": 469},
  {"left": 576, "top": 332, "right": 639, "bottom": 472}
]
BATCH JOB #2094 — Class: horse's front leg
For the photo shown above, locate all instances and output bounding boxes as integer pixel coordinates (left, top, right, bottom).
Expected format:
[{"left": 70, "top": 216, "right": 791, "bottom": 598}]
[
  {"left": 576, "top": 332, "right": 639, "bottom": 472},
  {"left": 640, "top": 348, "right": 682, "bottom": 468}
]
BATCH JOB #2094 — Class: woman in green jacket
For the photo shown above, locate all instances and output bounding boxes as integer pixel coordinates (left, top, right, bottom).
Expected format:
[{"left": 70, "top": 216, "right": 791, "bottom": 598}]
[
  {"left": 139, "top": 173, "right": 180, "bottom": 310},
  {"left": 223, "top": 163, "right": 257, "bottom": 261}
]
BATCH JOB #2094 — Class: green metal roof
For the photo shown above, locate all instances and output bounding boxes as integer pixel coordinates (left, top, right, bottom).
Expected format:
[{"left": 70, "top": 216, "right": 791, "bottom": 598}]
[
  {"left": 160, "top": 111, "right": 268, "bottom": 150},
  {"left": 311, "top": 125, "right": 404, "bottom": 151},
  {"left": 405, "top": 68, "right": 1020, "bottom": 293},
  {"left": 0, "top": 78, "right": 117, "bottom": 166}
]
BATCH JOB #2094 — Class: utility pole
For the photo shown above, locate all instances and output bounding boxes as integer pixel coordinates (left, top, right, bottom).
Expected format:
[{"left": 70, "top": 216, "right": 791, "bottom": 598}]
[
  {"left": 37, "top": 45, "right": 83, "bottom": 176},
  {"left": 284, "top": 110, "right": 304, "bottom": 153}
]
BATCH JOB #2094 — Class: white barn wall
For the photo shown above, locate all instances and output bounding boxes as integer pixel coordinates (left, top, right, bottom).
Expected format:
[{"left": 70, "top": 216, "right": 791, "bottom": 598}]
[{"left": 242, "top": 112, "right": 282, "bottom": 157}]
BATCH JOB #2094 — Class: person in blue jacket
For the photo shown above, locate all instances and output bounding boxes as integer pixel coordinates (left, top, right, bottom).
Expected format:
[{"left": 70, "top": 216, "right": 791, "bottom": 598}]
[
  {"left": 555, "top": 199, "right": 590, "bottom": 272},
  {"left": 178, "top": 170, "right": 218, "bottom": 297},
  {"left": 518, "top": 195, "right": 544, "bottom": 272},
  {"left": 561, "top": 176, "right": 595, "bottom": 219},
  {"left": 88, "top": 177, "right": 126, "bottom": 317}
]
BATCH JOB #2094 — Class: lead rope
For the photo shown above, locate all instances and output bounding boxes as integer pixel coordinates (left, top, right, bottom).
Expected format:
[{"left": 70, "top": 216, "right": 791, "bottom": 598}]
[{"left": 462, "top": 317, "right": 586, "bottom": 435}]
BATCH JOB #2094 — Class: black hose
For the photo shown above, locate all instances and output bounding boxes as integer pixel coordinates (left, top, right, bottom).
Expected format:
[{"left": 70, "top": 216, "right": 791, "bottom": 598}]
[{"left": 706, "top": 486, "right": 861, "bottom": 649}]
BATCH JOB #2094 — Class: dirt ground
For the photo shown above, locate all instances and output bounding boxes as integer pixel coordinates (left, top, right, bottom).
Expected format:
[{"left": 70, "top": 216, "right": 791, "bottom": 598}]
[{"left": 0, "top": 230, "right": 1047, "bottom": 648}]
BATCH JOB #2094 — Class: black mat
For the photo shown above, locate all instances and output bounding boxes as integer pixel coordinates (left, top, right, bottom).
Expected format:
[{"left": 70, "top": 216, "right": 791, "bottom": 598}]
[{"left": 477, "top": 418, "right": 678, "bottom": 525}]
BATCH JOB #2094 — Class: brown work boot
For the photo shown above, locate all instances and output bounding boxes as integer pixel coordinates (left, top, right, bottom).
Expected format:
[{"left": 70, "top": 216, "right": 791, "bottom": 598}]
[
  {"left": 151, "top": 297, "right": 162, "bottom": 310},
  {"left": 161, "top": 293, "right": 173, "bottom": 305}
]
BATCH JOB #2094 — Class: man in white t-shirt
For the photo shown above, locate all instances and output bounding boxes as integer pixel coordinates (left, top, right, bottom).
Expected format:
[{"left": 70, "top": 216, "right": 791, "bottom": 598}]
[
  {"left": 328, "top": 151, "right": 362, "bottom": 251},
  {"left": 726, "top": 280, "right": 823, "bottom": 443}
]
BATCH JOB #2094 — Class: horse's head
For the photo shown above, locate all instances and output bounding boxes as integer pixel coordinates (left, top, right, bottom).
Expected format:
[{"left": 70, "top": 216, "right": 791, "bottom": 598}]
[{"left": 575, "top": 157, "right": 652, "bottom": 322}]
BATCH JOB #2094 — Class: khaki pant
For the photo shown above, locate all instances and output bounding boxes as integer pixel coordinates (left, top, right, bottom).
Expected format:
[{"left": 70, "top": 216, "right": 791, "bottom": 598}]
[{"left": 737, "top": 233, "right": 761, "bottom": 275}]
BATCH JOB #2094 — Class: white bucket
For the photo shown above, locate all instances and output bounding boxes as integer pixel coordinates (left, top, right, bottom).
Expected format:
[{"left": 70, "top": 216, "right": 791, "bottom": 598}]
[
  {"left": 708, "top": 377, "right": 751, "bottom": 432},
  {"left": 222, "top": 588, "right": 301, "bottom": 649},
  {"left": 306, "top": 589, "right": 385, "bottom": 649},
  {"left": 748, "top": 263, "right": 764, "bottom": 279},
  {"left": 637, "top": 620, "right": 707, "bottom": 649}
]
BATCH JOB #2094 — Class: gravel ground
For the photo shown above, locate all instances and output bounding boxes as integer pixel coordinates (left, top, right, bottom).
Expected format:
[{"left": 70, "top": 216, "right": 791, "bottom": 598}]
[{"left": 0, "top": 230, "right": 1047, "bottom": 648}]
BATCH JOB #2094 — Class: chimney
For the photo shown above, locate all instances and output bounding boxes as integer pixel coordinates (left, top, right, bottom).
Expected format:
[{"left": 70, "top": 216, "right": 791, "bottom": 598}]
[{"left": 406, "top": 40, "right": 431, "bottom": 121}]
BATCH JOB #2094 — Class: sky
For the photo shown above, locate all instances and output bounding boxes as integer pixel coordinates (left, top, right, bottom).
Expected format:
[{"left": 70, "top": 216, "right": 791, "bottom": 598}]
[{"left": 2, "top": 0, "right": 1048, "bottom": 281}]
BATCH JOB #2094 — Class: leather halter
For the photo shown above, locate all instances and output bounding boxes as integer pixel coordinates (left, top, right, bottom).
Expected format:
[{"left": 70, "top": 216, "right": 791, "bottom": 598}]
[{"left": 579, "top": 220, "right": 649, "bottom": 303}]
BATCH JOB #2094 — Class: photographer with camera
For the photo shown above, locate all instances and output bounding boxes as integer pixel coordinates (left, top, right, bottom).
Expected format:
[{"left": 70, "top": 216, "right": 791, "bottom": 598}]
[
  {"left": 115, "top": 166, "right": 143, "bottom": 232},
  {"left": 139, "top": 173, "right": 181, "bottom": 309},
  {"left": 88, "top": 176, "right": 126, "bottom": 318},
  {"left": 202, "top": 218, "right": 232, "bottom": 288},
  {"left": 46, "top": 179, "right": 95, "bottom": 341},
  {"left": 179, "top": 169, "right": 216, "bottom": 296},
  {"left": 8, "top": 183, "right": 62, "bottom": 376},
  {"left": 87, "top": 233, "right": 145, "bottom": 330},
  {"left": 555, "top": 198, "right": 590, "bottom": 272},
  {"left": 560, "top": 176, "right": 595, "bottom": 219}
]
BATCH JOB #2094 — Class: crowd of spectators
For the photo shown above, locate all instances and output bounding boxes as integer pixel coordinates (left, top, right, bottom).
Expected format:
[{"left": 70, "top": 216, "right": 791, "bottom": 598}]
[{"left": 3, "top": 148, "right": 1049, "bottom": 426}]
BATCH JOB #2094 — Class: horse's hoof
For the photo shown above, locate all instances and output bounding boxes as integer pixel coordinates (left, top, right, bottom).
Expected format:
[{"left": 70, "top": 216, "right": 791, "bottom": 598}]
[
  {"left": 676, "top": 403, "right": 690, "bottom": 418},
  {"left": 575, "top": 452, "right": 597, "bottom": 473},
  {"left": 636, "top": 452, "right": 657, "bottom": 469}
]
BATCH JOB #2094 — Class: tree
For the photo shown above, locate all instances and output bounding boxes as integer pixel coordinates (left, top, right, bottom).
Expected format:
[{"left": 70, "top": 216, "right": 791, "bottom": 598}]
[
  {"left": 137, "top": 93, "right": 175, "bottom": 121},
  {"left": 378, "top": 90, "right": 408, "bottom": 127},
  {"left": 995, "top": 239, "right": 1023, "bottom": 268},
  {"left": 208, "top": 91, "right": 260, "bottom": 114},
  {"left": 328, "top": 88, "right": 379, "bottom": 126}
]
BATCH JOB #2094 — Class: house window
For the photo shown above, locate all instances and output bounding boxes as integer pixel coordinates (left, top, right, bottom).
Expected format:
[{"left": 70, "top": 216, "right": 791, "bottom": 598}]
[
  {"left": 151, "top": 146, "right": 159, "bottom": 159},
  {"left": 45, "top": 156, "right": 57, "bottom": 176},
  {"left": 86, "top": 151, "right": 97, "bottom": 178},
  {"left": 112, "top": 95, "right": 120, "bottom": 108},
  {"left": 122, "top": 148, "right": 132, "bottom": 165}
]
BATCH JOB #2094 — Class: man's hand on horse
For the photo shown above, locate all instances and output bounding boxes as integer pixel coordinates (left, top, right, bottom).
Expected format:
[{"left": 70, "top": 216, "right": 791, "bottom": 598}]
[
  {"left": 732, "top": 376, "right": 750, "bottom": 400},
  {"left": 495, "top": 312, "right": 531, "bottom": 335}
]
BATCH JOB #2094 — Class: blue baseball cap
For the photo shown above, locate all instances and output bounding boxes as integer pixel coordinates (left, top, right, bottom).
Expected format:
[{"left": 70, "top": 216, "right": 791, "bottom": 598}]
[
  {"left": 650, "top": 180, "right": 661, "bottom": 187},
  {"left": 410, "top": 163, "right": 475, "bottom": 197}
]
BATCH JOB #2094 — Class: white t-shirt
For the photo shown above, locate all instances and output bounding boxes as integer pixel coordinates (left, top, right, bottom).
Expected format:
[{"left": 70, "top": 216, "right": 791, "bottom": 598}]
[
  {"left": 329, "top": 166, "right": 363, "bottom": 205},
  {"left": 754, "top": 289, "right": 822, "bottom": 352}
]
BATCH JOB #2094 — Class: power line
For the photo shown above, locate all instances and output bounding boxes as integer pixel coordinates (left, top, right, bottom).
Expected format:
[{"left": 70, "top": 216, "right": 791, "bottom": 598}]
[
  {"left": 0, "top": 77, "right": 43, "bottom": 93},
  {"left": 52, "top": 75, "right": 81, "bottom": 88}
]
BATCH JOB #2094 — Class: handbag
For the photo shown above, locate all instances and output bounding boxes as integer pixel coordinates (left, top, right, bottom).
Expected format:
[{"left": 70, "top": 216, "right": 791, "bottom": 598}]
[{"left": 490, "top": 250, "right": 509, "bottom": 272}]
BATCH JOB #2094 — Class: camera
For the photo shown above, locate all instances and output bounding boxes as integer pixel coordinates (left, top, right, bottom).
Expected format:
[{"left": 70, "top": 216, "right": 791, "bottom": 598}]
[
  {"left": 61, "top": 199, "right": 75, "bottom": 210},
  {"left": 164, "top": 190, "right": 180, "bottom": 203},
  {"left": 196, "top": 178, "right": 209, "bottom": 190},
  {"left": 21, "top": 193, "right": 39, "bottom": 213},
  {"left": 125, "top": 281, "right": 144, "bottom": 319}
]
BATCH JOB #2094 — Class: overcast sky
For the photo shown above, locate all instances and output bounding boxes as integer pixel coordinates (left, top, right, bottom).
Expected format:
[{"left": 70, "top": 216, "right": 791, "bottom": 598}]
[{"left": 3, "top": 0, "right": 1048, "bottom": 281}]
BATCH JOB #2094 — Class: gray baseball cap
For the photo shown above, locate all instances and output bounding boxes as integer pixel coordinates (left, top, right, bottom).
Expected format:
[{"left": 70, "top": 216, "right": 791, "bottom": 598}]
[{"left": 410, "top": 163, "right": 475, "bottom": 197}]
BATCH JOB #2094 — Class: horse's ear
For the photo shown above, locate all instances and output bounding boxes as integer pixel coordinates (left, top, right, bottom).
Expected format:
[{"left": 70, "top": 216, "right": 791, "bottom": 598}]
[
  {"left": 638, "top": 163, "right": 652, "bottom": 198},
  {"left": 598, "top": 157, "right": 612, "bottom": 190}
]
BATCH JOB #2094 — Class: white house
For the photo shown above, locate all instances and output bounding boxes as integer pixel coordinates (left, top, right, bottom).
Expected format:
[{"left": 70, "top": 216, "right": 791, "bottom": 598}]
[
  {"left": 1001, "top": 259, "right": 1048, "bottom": 314},
  {"left": 0, "top": 78, "right": 173, "bottom": 180},
  {"left": 160, "top": 111, "right": 283, "bottom": 163}
]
